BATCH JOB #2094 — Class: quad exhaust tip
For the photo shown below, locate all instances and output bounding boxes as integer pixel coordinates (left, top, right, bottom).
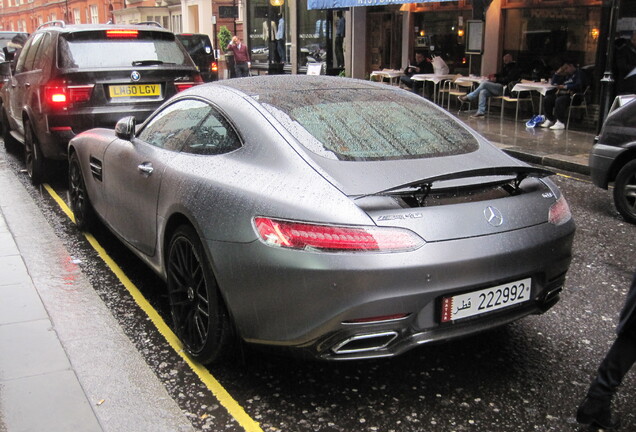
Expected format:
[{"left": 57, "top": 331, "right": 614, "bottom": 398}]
[{"left": 332, "top": 331, "right": 398, "bottom": 355}]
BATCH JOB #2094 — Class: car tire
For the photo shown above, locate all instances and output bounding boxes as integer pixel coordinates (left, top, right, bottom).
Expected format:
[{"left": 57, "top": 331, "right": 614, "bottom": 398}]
[
  {"left": 2, "top": 108, "right": 20, "bottom": 154},
  {"left": 613, "top": 159, "right": 636, "bottom": 224},
  {"left": 68, "top": 151, "right": 96, "bottom": 231},
  {"left": 167, "top": 225, "right": 234, "bottom": 364},
  {"left": 24, "top": 119, "right": 47, "bottom": 185}
]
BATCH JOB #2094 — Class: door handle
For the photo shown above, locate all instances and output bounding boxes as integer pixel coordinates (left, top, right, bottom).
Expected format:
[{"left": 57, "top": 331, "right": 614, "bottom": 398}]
[{"left": 138, "top": 162, "right": 154, "bottom": 175}]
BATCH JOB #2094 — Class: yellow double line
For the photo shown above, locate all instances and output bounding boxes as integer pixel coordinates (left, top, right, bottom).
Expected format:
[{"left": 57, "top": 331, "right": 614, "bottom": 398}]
[{"left": 43, "top": 184, "right": 263, "bottom": 432}]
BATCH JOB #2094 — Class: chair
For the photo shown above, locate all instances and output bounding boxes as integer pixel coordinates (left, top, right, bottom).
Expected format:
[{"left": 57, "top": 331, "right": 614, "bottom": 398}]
[
  {"left": 566, "top": 86, "right": 590, "bottom": 129},
  {"left": 446, "top": 80, "right": 473, "bottom": 112},
  {"left": 498, "top": 88, "right": 535, "bottom": 122}
]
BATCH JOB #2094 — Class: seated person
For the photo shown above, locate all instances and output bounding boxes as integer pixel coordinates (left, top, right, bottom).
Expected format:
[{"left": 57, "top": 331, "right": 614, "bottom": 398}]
[
  {"left": 399, "top": 52, "right": 433, "bottom": 96},
  {"left": 541, "top": 62, "right": 584, "bottom": 130},
  {"left": 458, "top": 53, "right": 521, "bottom": 118}
]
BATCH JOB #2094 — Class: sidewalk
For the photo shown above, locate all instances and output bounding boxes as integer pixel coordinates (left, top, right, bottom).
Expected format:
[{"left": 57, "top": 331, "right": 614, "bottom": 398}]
[
  {"left": 0, "top": 153, "right": 195, "bottom": 432},
  {"left": 460, "top": 112, "right": 596, "bottom": 176},
  {"left": 0, "top": 113, "right": 596, "bottom": 431}
]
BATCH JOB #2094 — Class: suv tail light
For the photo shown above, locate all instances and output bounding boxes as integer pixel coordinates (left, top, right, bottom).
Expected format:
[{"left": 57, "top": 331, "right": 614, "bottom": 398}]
[
  {"left": 44, "top": 82, "right": 94, "bottom": 108},
  {"left": 253, "top": 217, "right": 425, "bottom": 253},
  {"left": 211, "top": 61, "right": 218, "bottom": 72},
  {"left": 175, "top": 75, "right": 203, "bottom": 92}
]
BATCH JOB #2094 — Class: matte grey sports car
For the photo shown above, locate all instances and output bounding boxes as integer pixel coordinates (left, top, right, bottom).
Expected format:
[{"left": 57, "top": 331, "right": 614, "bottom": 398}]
[{"left": 68, "top": 75, "right": 575, "bottom": 364}]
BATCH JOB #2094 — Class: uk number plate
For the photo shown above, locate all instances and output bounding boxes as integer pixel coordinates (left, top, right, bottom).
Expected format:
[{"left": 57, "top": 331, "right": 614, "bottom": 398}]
[
  {"left": 440, "top": 278, "right": 532, "bottom": 323},
  {"left": 109, "top": 84, "right": 160, "bottom": 98}
]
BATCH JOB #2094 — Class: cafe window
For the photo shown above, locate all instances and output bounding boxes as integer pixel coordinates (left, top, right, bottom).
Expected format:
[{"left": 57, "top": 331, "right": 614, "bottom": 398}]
[
  {"left": 415, "top": 10, "right": 473, "bottom": 74},
  {"left": 503, "top": 7, "right": 601, "bottom": 78}
]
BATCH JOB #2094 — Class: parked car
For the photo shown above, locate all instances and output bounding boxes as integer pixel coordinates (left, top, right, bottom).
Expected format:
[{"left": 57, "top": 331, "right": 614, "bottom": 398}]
[
  {"left": 589, "top": 95, "right": 636, "bottom": 224},
  {"left": 0, "top": 21, "right": 202, "bottom": 184},
  {"left": 176, "top": 33, "right": 218, "bottom": 82},
  {"left": 68, "top": 75, "right": 575, "bottom": 364}
]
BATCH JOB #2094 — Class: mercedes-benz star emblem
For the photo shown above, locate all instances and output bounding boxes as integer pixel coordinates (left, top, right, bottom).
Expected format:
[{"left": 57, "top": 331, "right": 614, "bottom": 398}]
[
  {"left": 131, "top": 71, "right": 141, "bottom": 82},
  {"left": 484, "top": 206, "right": 504, "bottom": 227}
]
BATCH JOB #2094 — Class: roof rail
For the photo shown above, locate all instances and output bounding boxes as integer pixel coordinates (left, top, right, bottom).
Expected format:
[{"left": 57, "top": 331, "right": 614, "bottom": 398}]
[
  {"left": 37, "top": 20, "right": 66, "bottom": 30},
  {"left": 134, "top": 21, "right": 163, "bottom": 28}
]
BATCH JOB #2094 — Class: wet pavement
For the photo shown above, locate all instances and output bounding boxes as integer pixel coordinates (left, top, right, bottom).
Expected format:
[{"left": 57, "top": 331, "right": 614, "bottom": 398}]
[
  {"left": 0, "top": 113, "right": 598, "bottom": 432},
  {"left": 0, "top": 152, "right": 195, "bottom": 432}
]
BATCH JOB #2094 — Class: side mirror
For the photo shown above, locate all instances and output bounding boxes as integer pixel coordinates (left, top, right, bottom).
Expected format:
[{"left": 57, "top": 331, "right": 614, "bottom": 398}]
[{"left": 115, "top": 116, "right": 136, "bottom": 141}]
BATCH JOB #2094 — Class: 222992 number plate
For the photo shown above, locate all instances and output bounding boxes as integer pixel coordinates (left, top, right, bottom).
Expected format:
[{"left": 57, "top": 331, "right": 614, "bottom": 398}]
[
  {"left": 440, "top": 278, "right": 531, "bottom": 323},
  {"left": 109, "top": 84, "right": 160, "bottom": 98}
]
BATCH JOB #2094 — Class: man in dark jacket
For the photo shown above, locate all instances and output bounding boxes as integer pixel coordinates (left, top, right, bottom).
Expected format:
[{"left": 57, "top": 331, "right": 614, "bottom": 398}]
[
  {"left": 577, "top": 270, "right": 636, "bottom": 430},
  {"left": 458, "top": 53, "right": 521, "bottom": 118},
  {"left": 540, "top": 62, "right": 584, "bottom": 130},
  {"left": 399, "top": 52, "right": 433, "bottom": 96}
]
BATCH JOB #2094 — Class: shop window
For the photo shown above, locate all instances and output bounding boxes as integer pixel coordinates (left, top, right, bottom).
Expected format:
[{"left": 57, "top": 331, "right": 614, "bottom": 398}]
[{"left": 503, "top": 6, "right": 601, "bottom": 80}]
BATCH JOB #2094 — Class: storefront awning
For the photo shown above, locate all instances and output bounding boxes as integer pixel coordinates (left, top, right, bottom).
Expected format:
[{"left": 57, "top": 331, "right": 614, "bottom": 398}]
[{"left": 307, "top": 0, "right": 453, "bottom": 10}]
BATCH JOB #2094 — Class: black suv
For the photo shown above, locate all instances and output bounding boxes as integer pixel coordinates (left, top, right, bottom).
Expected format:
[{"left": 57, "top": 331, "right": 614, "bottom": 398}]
[
  {"left": 589, "top": 95, "right": 636, "bottom": 224},
  {"left": 176, "top": 33, "right": 218, "bottom": 82},
  {"left": 0, "top": 21, "right": 202, "bottom": 184}
]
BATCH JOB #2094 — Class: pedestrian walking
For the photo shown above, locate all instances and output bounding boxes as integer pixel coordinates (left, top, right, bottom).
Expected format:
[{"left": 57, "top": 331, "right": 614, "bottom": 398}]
[{"left": 576, "top": 269, "right": 636, "bottom": 430}]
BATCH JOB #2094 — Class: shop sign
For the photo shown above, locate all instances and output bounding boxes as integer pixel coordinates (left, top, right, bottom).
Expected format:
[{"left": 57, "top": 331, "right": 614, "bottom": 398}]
[{"left": 307, "top": 0, "right": 455, "bottom": 10}]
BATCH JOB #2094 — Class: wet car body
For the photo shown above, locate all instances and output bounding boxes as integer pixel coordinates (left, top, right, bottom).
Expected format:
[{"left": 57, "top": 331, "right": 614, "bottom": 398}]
[
  {"left": 589, "top": 95, "right": 636, "bottom": 224},
  {"left": 68, "top": 76, "right": 575, "bottom": 363}
]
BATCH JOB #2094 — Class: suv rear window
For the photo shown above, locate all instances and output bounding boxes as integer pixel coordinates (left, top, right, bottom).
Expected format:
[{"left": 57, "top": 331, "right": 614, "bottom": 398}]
[
  {"left": 58, "top": 30, "right": 189, "bottom": 69},
  {"left": 260, "top": 88, "right": 479, "bottom": 161}
]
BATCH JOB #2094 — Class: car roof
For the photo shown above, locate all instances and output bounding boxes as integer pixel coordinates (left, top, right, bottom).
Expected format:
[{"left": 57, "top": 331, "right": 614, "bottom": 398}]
[
  {"left": 35, "top": 21, "right": 173, "bottom": 34},
  {"left": 217, "top": 75, "right": 383, "bottom": 98}
]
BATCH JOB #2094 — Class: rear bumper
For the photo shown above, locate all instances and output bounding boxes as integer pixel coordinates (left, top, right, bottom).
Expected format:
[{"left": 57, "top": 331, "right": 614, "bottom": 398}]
[
  {"left": 39, "top": 107, "right": 155, "bottom": 160},
  {"left": 208, "top": 220, "right": 575, "bottom": 360}
]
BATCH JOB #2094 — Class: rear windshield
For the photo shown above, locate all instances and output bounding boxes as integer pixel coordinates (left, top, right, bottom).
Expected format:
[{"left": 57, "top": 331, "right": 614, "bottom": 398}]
[
  {"left": 58, "top": 30, "right": 189, "bottom": 69},
  {"left": 260, "top": 88, "right": 479, "bottom": 161}
]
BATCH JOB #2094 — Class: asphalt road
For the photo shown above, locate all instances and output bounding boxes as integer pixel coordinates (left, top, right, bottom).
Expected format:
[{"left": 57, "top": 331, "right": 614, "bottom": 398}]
[{"left": 3, "top": 147, "right": 635, "bottom": 432}]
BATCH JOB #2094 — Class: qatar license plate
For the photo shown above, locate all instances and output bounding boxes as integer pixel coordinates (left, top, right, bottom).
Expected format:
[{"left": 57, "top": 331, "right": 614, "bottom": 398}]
[
  {"left": 109, "top": 84, "right": 161, "bottom": 98},
  {"left": 440, "top": 278, "right": 532, "bottom": 323}
]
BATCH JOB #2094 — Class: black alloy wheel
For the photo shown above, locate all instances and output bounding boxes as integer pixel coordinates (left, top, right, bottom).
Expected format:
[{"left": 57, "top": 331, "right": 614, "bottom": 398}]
[
  {"left": 24, "top": 119, "right": 46, "bottom": 185},
  {"left": 614, "top": 160, "right": 636, "bottom": 225},
  {"left": 68, "top": 152, "right": 95, "bottom": 231},
  {"left": 1, "top": 108, "right": 20, "bottom": 154},
  {"left": 167, "top": 225, "right": 233, "bottom": 364}
]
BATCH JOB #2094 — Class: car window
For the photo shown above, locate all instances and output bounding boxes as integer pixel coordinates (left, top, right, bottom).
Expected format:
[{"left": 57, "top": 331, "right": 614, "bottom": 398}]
[
  {"left": 258, "top": 88, "right": 479, "bottom": 161},
  {"left": 138, "top": 99, "right": 209, "bottom": 151},
  {"left": 58, "top": 30, "right": 188, "bottom": 69},
  {"left": 31, "top": 33, "right": 51, "bottom": 71},
  {"left": 16, "top": 33, "right": 44, "bottom": 73},
  {"left": 177, "top": 34, "right": 213, "bottom": 57},
  {"left": 182, "top": 108, "right": 241, "bottom": 155}
]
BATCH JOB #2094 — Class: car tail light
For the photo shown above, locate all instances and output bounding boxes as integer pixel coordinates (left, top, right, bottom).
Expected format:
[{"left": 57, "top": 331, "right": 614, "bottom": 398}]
[
  {"left": 106, "top": 29, "right": 139, "bottom": 39},
  {"left": 175, "top": 75, "right": 203, "bottom": 92},
  {"left": 548, "top": 195, "right": 572, "bottom": 226},
  {"left": 211, "top": 61, "right": 218, "bottom": 72},
  {"left": 44, "top": 83, "right": 94, "bottom": 107},
  {"left": 253, "top": 217, "right": 425, "bottom": 252}
]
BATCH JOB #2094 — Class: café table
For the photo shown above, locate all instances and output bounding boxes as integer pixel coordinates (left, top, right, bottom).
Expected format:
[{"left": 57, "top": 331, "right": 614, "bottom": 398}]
[
  {"left": 370, "top": 69, "right": 404, "bottom": 86},
  {"left": 411, "top": 73, "right": 458, "bottom": 104},
  {"left": 510, "top": 80, "right": 556, "bottom": 114}
]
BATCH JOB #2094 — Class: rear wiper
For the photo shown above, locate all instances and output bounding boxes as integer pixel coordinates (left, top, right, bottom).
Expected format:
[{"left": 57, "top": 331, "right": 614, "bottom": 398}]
[
  {"left": 131, "top": 60, "right": 166, "bottom": 66},
  {"left": 355, "top": 166, "right": 554, "bottom": 204}
]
